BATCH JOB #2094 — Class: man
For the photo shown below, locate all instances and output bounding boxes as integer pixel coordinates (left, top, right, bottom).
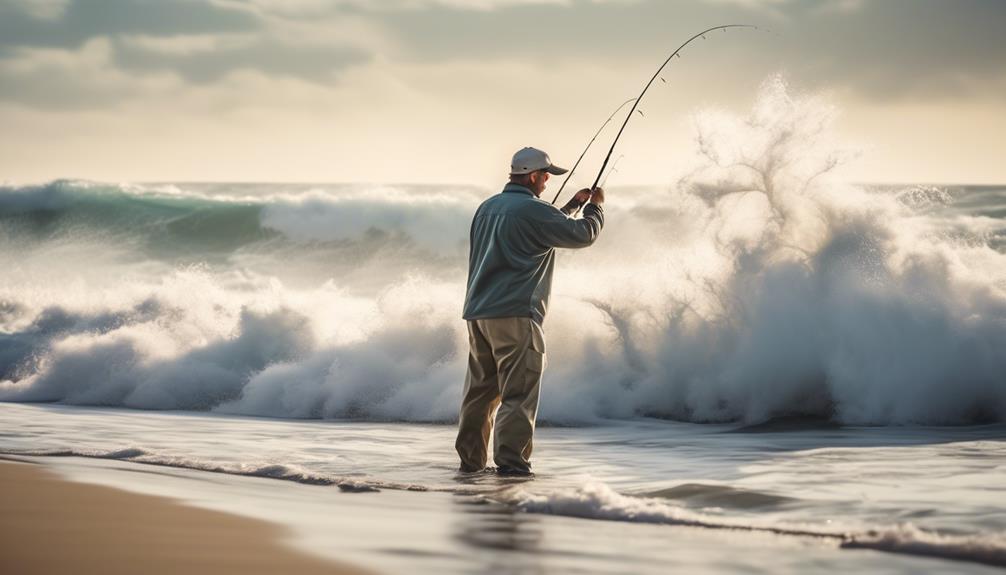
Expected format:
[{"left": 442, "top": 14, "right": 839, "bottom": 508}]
[{"left": 456, "top": 146, "right": 605, "bottom": 476}]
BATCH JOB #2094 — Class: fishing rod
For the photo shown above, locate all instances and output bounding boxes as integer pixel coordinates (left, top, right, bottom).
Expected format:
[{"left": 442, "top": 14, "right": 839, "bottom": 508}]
[
  {"left": 600, "top": 154, "right": 624, "bottom": 188},
  {"left": 565, "top": 24, "right": 763, "bottom": 209},
  {"left": 550, "top": 97, "right": 636, "bottom": 205},
  {"left": 571, "top": 153, "right": 622, "bottom": 217}
]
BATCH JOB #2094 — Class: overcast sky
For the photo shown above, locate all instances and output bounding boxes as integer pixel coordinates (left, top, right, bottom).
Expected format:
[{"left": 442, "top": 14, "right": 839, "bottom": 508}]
[{"left": 1, "top": 0, "right": 1004, "bottom": 186}]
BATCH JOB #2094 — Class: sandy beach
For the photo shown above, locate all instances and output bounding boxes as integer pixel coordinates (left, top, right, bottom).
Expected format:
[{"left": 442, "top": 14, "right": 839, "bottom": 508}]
[{"left": 0, "top": 459, "right": 370, "bottom": 575}]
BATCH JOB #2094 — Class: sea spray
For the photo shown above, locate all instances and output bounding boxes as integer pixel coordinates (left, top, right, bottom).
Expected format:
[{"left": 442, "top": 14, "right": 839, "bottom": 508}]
[
  {"left": 548, "top": 76, "right": 1006, "bottom": 424},
  {"left": 216, "top": 277, "right": 467, "bottom": 421}
]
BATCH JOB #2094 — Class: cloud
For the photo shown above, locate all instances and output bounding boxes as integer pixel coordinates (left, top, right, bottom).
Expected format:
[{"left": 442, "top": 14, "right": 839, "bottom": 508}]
[
  {"left": 118, "top": 33, "right": 255, "bottom": 55},
  {"left": 0, "top": 37, "right": 181, "bottom": 109},
  {"left": 0, "top": 0, "right": 1003, "bottom": 184},
  {"left": 111, "top": 34, "right": 369, "bottom": 85},
  {"left": 336, "top": 0, "right": 1006, "bottom": 102},
  {"left": 0, "top": 0, "right": 258, "bottom": 54},
  {"left": 779, "top": 0, "right": 1006, "bottom": 100},
  {"left": 0, "top": 2, "right": 375, "bottom": 103},
  {"left": 216, "top": 0, "right": 576, "bottom": 14},
  {"left": 2, "top": 0, "right": 1004, "bottom": 106},
  {"left": 0, "top": 0, "right": 70, "bottom": 20}
]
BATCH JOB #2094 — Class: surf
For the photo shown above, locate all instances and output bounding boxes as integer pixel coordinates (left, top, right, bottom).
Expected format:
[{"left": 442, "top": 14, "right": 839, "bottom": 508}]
[{"left": 1, "top": 76, "right": 1005, "bottom": 426}]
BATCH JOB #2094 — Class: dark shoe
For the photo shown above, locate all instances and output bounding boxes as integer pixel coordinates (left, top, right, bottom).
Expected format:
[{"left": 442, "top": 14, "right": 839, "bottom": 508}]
[
  {"left": 496, "top": 465, "right": 533, "bottom": 477},
  {"left": 458, "top": 463, "right": 485, "bottom": 473}
]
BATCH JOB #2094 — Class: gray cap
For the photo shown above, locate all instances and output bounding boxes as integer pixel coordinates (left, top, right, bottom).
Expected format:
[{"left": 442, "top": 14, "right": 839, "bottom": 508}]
[{"left": 510, "top": 147, "right": 568, "bottom": 176}]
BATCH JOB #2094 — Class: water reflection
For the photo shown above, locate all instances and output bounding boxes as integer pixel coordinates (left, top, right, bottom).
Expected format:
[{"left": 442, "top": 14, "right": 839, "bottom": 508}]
[{"left": 452, "top": 495, "right": 546, "bottom": 574}]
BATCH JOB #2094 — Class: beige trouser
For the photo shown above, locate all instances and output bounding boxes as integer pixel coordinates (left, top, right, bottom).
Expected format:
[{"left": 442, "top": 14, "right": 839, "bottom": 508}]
[{"left": 455, "top": 317, "right": 546, "bottom": 472}]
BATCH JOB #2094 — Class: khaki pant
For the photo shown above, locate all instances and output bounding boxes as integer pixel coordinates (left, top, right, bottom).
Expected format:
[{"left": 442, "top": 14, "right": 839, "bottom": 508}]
[{"left": 455, "top": 317, "right": 546, "bottom": 472}]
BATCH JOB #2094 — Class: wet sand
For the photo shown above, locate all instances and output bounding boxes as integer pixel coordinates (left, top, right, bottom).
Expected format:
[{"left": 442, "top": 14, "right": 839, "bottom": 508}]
[{"left": 0, "top": 460, "right": 371, "bottom": 575}]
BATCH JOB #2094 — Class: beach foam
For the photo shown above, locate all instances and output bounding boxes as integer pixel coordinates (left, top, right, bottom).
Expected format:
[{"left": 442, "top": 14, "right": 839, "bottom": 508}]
[
  {"left": 0, "top": 446, "right": 424, "bottom": 493},
  {"left": 502, "top": 482, "right": 1006, "bottom": 568}
]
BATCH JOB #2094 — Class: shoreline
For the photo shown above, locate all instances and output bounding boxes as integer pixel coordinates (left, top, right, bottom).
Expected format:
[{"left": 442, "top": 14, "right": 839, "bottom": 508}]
[{"left": 0, "top": 459, "right": 372, "bottom": 575}]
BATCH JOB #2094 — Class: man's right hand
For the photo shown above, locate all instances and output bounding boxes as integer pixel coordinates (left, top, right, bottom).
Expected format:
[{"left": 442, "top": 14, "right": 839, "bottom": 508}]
[{"left": 589, "top": 186, "right": 605, "bottom": 205}]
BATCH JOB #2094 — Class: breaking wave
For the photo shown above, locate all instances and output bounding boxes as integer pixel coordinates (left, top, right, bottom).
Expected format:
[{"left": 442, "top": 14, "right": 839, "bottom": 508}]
[
  {"left": 0, "top": 180, "right": 478, "bottom": 258},
  {"left": 2, "top": 76, "right": 1005, "bottom": 425}
]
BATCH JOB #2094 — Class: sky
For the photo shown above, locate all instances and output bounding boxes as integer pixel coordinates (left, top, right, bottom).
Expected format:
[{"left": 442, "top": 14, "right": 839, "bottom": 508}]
[{"left": 0, "top": 0, "right": 1004, "bottom": 187}]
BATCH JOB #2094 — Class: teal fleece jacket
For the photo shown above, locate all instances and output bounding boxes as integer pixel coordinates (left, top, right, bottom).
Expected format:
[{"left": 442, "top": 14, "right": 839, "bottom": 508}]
[{"left": 462, "top": 183, "right": 604, "bottom": 325}]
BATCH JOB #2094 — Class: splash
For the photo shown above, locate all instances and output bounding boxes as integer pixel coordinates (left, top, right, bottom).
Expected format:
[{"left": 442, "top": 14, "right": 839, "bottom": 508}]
[{"left": 543, "top": 76, "right": 1006, "bottom": 424}]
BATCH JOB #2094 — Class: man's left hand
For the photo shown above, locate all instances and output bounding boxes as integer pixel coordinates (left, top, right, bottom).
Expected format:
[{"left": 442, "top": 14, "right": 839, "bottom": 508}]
[{"left": 561, "top": 189, "right": 593, "bottom": 215}]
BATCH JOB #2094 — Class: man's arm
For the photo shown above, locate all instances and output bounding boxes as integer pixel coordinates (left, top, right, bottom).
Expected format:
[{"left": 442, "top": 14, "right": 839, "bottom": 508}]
[
  {"left": 560, "top": 189, "right": 593, "bottom": 215},
  {"left": 526, "top": 189, "right": 604, "bottom": 249}
]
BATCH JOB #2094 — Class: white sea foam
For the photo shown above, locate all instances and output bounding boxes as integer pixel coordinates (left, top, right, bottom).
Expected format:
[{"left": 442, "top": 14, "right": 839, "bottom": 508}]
[
  {"left": 502, "top": 482, "right": 834, "bottom": 536},
  {"left": 843, "top": 524, "right": 1006, "bottom": 568},
  {"left": 2, "top": 75, "right": 1005, "bottom": 425},
  {"left": 258, "top": 187, "right": 477, "bottom": 253},
  {"left": 0, "top": 446, "right": 423, "bottom": 492},
  {"left": 502, "top": 482, "right": 1006, "bottom": 568}
]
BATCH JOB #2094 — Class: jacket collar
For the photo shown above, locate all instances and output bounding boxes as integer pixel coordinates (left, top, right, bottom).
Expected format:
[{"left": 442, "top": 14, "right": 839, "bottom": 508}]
[{"left": 502, "top": 183, "right": 535, "bottom": 197}]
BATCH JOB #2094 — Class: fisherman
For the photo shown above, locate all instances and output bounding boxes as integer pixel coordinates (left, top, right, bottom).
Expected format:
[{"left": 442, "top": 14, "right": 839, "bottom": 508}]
[{"left": 456, "top": 146, "right": 605, "bottom": 476}]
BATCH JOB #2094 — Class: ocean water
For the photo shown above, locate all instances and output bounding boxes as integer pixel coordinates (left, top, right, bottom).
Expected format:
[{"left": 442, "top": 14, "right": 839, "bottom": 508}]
[
  {"left": 2, "top": 404, "right": 1005, "bottom": 573},
  {"left": 2, "top": 78, "right": 1005, "bottom": 572}
]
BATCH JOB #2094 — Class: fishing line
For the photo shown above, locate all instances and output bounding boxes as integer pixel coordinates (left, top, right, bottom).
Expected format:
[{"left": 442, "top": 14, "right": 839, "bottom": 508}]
[
  {"left": 559, "top": 24, "right": 767, "bottom": 211},
  {"left": 572, "top": 152, "right": 622, "bottom": 217},
  {"left": 599, "top": 154, "right": 624, "bottom": 189},
  {"left": 550, "top": 98, "right": 636, "bottom": 205}
]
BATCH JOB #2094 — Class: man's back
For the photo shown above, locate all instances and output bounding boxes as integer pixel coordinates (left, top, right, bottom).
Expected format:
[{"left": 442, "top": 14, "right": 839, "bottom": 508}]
[{"left": 462, "top": 183, "right": 604, "bottom": 325}]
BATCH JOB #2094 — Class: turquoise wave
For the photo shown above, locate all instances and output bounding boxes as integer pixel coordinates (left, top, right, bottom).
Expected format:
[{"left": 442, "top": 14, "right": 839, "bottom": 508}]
[{"left": 0, "top": 180, "right": 275, "bottom": 258}]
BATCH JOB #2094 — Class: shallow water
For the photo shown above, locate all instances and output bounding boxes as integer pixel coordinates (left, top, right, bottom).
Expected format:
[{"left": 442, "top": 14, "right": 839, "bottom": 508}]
[{"left": 2, "top": 403, "right": 1004, "bottom": 572}]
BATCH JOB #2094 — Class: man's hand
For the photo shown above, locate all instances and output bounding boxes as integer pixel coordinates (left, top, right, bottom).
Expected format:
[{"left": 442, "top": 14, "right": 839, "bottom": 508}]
[
  {"left": 561, "top": 187, "right": 604, "bottom": 215},
  {"left": 572, "top": 189, "right": 592, "bottom": 205},
  {"left": 561, "top": 188, "right": 593, "bottom": 215}
]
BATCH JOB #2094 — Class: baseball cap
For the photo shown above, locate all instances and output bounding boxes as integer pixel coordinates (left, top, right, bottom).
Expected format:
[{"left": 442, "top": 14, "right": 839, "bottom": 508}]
[{"left": 509, "top": 147, "right": 568, "bottom": 176}]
